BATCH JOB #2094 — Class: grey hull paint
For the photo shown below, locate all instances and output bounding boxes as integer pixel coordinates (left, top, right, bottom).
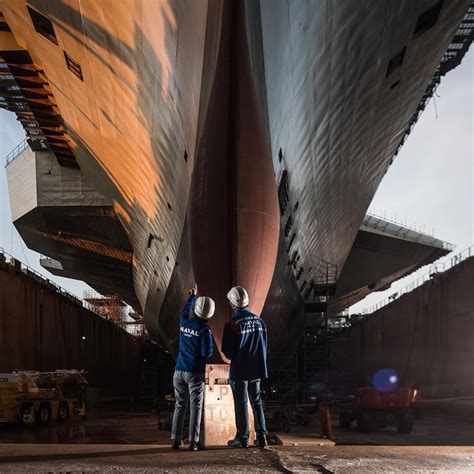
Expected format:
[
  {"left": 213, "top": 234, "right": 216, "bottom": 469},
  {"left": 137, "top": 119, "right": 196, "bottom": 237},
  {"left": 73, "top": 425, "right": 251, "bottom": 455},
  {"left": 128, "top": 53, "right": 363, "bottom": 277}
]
[{"left": 2, "top": 0, "right": 471, "bottom": 358}]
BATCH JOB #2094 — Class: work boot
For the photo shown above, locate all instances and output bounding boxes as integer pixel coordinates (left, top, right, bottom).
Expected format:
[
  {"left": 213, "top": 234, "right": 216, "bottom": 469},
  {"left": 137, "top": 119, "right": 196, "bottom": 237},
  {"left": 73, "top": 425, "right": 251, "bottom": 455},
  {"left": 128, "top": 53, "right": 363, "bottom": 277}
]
[
  {"left": 188, "top": 441, "right": 203, "bottom": 451},
  {"left": 171, "top": 440, "right": 183, "bottom": 450},
  {"left": 254, "top": 435, "right": 268, "bottom": 448},
  {"left": 227, "top": 437, "right": 249, "bottom": 448}
]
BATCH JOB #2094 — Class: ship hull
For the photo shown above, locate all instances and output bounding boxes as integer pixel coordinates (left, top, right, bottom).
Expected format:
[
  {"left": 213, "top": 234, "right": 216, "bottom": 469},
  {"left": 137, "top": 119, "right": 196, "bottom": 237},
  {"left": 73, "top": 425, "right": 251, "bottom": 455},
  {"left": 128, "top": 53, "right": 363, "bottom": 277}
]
[{"left": 1, "top": 0, "right": 471, "bottom": 359}]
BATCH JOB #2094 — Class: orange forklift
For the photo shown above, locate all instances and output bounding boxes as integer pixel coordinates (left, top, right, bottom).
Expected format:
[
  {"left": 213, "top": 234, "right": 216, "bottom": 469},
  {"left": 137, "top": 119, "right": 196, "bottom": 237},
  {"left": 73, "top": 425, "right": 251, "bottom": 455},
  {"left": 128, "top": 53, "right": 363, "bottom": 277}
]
[{"left": 339, "top": 385, "right": 421, "bottom": 434}]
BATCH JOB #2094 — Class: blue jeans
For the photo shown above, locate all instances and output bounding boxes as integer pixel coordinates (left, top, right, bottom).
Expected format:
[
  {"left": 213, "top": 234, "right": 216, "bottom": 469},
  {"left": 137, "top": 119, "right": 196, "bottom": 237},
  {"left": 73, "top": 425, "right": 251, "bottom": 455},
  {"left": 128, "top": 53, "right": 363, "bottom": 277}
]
[
  {"left": 230, "top": 378, "right": 267, "bottom": 439},
  {"left": 171, "top": 371, "right": 205, "bottom": 442}
]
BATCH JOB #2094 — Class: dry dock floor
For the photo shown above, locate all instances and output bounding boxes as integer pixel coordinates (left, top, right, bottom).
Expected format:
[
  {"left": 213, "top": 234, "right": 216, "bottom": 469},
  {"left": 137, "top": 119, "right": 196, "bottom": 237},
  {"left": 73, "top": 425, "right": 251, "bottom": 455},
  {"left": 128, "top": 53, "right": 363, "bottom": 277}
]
[{"left": 0, "top": 408, "right": 473, "bottom": 472}]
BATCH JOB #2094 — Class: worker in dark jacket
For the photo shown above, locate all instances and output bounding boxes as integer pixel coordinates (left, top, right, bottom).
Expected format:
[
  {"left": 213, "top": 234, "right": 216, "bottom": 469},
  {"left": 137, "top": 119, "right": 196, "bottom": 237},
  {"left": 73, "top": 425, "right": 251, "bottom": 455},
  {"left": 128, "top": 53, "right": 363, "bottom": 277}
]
[
  {"left": 171, "top": 285, "right": 214, "bottom": 451},
  {"left": 222, "top": 286, "right": 268, "bottom": 448}
]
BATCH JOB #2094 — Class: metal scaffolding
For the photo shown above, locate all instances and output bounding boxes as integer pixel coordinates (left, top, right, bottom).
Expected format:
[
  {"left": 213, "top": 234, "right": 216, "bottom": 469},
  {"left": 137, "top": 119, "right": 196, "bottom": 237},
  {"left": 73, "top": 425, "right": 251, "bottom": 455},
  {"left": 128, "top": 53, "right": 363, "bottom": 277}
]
[
  {"left": 395, "top": 2, "right": 474, "bottom": 157},
  {"left": 302, "top": 258, "right": 339, "bottom": 401},
  {"left": 83, "top": 290, "right": 147, "bottom": 337}
]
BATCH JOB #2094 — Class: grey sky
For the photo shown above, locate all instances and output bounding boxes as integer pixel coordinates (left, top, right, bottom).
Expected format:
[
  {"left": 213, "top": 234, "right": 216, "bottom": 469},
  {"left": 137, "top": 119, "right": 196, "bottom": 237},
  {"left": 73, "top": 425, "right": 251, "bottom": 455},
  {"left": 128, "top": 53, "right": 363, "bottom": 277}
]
[
  {"left": 352, "top": 48, "right": 473, "bottom": 312},
  {"left": 0, "top": 49, "right": 472, "bottom": 308}
]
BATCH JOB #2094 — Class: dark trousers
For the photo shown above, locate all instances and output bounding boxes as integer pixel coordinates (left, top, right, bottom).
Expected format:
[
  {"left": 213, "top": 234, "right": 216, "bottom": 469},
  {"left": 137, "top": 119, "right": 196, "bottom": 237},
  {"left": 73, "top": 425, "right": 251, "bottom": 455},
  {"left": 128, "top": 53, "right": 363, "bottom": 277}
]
[{"left": 230, "top": 378, "right": 268, "bottom": 439}]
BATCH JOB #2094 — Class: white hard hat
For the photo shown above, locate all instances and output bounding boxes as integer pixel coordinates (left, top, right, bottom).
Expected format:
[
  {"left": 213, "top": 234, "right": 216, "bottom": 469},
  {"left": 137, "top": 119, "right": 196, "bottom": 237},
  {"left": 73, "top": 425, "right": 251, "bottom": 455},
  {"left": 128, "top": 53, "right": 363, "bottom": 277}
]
[
  {"left": 194, "top": 296, "right": 215, "bottom": 320},
  {"left": 227, "top": 286, "right": 249, "bottom": 308}
]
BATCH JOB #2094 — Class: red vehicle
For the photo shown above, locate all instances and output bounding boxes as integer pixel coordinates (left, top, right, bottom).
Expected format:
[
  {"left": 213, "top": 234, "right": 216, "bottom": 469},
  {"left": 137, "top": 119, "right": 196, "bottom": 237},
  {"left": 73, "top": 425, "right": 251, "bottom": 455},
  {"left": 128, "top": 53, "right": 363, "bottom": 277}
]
[{"left": 339, "top": 386, "right": 420, "bottom": 434}]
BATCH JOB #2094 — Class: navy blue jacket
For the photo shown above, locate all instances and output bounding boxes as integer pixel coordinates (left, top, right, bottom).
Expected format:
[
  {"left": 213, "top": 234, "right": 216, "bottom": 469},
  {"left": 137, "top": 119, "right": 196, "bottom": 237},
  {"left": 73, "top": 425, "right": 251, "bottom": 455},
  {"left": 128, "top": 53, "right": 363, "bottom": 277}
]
[
  {"left": 222, "top": 307, "right": 268, "bottom": 381},
  {"left": 175, "top": 295, "right": 213, "bottom": 374}
]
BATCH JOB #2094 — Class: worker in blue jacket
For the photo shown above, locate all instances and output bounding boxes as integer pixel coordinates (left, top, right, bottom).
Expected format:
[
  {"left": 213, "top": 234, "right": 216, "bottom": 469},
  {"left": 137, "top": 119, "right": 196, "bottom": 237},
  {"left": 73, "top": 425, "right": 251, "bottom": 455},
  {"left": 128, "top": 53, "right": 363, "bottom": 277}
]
[
  {"left": 171, "top": 285, "right": 215, "bottom": 451},
  {"left": 222, "top": 286, "right": 268, "bottom": 448}
]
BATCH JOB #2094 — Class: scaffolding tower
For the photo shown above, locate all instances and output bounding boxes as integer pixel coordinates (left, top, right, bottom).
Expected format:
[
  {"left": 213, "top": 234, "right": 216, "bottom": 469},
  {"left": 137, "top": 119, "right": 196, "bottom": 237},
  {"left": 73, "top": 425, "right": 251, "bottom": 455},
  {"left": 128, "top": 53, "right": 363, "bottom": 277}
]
[
  {"left": 301, "top": 259, "right": 339, "bottom": 401},
  {"left": 83, "top": 290, "right": 147, "bottom": 337},
  {"left": 265, "top": 352, "right": 298, "bottom": 405}
]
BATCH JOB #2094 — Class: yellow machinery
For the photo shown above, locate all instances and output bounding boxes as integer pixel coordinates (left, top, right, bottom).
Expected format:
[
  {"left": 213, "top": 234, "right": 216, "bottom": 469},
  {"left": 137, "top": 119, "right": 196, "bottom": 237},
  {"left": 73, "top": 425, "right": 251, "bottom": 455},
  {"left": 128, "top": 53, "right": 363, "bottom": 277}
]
[{"left": 0, "top": 370, "right": 87, "bottom": 426}]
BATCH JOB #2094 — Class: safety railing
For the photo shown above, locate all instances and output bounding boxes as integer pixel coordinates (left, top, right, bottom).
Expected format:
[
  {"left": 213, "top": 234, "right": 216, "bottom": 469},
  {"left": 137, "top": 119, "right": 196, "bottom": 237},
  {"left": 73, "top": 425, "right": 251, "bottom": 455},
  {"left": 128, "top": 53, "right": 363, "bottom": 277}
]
[
  {"left": 394, "top": 3, "right": 474, "bottom": 158},
  {"left": 366, "top": 211, "right": 434, "bottom": 236},
  {"left": 4, "top": 139, "right": 28, "bottom": 167},
  {"left": 40, "top": 256, "right": 146, "bottom": 337},
  {"left": 361, "top": 245, "right": 473, "bottom": 315},
  {"left": 365, "top": 212, "right": 455, "bottom": 251},
  {"left": 0, "top": 247, "right": 95, "bottom": 314},
  {"left": 0, "top": 247, "right": 146, "bottom": 337}
]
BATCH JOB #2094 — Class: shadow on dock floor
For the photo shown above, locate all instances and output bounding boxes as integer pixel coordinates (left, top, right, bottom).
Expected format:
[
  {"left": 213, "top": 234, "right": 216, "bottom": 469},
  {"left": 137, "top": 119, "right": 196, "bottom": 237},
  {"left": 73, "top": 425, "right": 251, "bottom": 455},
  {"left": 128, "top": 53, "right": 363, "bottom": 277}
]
[{"left": 0, "top": 407, "right": 473, "bottom": 472}]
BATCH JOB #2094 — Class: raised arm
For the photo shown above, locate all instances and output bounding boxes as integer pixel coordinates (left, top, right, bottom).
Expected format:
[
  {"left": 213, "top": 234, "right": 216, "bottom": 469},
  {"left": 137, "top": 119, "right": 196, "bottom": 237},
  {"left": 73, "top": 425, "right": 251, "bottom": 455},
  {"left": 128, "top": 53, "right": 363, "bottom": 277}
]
[{"left": 179, "top": 292, "right": 196, "bottom": 320}]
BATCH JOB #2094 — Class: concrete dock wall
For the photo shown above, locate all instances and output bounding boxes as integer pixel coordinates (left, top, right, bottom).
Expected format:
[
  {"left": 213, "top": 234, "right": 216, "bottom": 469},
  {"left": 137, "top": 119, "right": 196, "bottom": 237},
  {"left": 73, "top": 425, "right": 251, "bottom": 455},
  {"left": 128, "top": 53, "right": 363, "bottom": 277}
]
[
  {"left": 345, "top": 256, "right": 474, "bottom": 399},
  {"left": 0, "top": 257, "right": 142, "bottom": 398}
]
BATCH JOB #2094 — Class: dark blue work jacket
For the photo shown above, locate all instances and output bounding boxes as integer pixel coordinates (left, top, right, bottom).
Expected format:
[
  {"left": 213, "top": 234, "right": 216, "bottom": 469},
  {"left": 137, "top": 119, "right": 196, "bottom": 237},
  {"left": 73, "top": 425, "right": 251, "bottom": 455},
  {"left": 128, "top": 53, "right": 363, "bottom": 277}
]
[
  {"left": 175, "top": 295, "right": 213, "bottom": 374},
  {"left": 222, "top": 307, "right": 268, "bottom": 381}
]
